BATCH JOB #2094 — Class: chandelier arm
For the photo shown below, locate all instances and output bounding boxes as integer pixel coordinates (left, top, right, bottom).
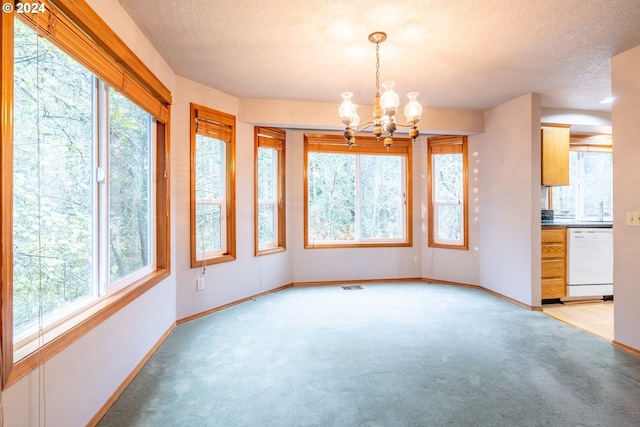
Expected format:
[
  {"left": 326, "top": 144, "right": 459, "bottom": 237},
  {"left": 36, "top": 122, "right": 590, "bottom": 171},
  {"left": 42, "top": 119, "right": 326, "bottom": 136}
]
[
  {"left": 356, "top": 120, "right": 375, "bottom": 128},
  {"left": 351, "top": 121, "right": 374, "bottom": 133},
  {"left": 394, "top": 122, "right": 419, "bottom": 128}
]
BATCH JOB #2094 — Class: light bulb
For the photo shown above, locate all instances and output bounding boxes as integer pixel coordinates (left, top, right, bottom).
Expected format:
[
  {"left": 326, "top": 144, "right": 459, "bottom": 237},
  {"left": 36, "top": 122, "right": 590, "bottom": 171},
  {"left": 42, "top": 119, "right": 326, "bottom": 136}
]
[
  {"left": 379, "top": 81, "right": 399, "bottom": 115},
  {"left": 338, "top": 92, "right": 357, "bottom": 126},
  {"left": 404, "top": 92, "right": 422, "bottom": 124}
]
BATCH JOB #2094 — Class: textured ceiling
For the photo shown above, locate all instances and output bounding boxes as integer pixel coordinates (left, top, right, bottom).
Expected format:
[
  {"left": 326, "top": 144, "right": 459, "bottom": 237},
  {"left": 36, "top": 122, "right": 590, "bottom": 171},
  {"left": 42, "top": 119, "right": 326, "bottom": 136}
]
[{"left": 116, "top": 0, "right": 640, "bottom": 112}]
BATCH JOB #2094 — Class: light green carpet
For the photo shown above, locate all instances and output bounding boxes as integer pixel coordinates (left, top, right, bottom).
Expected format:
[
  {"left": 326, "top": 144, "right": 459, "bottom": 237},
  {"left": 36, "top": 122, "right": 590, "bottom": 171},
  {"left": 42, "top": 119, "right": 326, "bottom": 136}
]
[{"left": 99, "top": 283, "right": 640, "bottom": 426}]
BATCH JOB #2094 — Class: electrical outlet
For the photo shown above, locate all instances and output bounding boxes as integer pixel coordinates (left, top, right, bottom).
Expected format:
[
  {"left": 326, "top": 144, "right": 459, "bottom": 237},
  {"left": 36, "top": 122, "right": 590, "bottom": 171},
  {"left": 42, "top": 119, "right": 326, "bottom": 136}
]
[
  {"left": 414, "top": 255, "right": 420, "bottom": 263},
  {"left": 197, "top": 277, "right": 205, "bottom": 291},
  {"left": 626, "top": 211, "right": 640, "bottom": 227}
]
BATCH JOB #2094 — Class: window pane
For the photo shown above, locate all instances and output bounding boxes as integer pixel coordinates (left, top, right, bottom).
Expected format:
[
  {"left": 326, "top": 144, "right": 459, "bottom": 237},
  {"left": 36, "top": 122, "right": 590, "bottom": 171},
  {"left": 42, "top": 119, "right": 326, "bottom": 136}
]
[
  {"left": 196, "top": 204, "right": 222, "bottom": 257},
  {"left": 13, "top": 20, "right": 94, "bottom": 337},
  {"left": 109, "top": 89, "right": 152, "bottom": 283},
  {"left": 195, "top": 134, "right": 225, "bottom": 201},
  {"left": 258, "top": 204, "right": 275, "bottom": 245},
  {"left": 552, "top": 151, "right": 612, "bottom": 221},
  {"left": 360, "top": 155, "right": 403, "bottom": 239},
  {"left": 437, "top": 204, "right": 462, "bottom": 241},
  {"left": 583, "top": 152, "right": 612, "bottom": 220},
  {"left": 257, "top": 147, "right": 275, "bottom": 201},
  {"left": 194, "top": 133, "right": 225, "bottom": 257},
  {"left": 308, "top": 153, "right": 355, "bottom": 242},
  {"left": 434, "top": 153, "right": 462, "bottom": 201},
  {"left": 257, "top": 148, "right": 277, "bottom": 248}
]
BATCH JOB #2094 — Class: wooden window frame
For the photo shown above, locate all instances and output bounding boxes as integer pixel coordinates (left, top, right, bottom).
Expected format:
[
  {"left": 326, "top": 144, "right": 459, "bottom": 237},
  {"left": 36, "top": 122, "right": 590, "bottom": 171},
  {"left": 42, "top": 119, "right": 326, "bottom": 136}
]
[
  {"left": 303, "top": 134, "right": 412, "bottom": 249},
  {"left": 190, "top": 103, "right": 236, "bottom": 267},
  {"left": 1, "top": 0, "right": 171, "bottom": 389},
  {"left": 254, "top": 127, "right": 286, "bottom": 256},
  {"left": 427, "top": 135, "right": 468, "bottom": 250}
]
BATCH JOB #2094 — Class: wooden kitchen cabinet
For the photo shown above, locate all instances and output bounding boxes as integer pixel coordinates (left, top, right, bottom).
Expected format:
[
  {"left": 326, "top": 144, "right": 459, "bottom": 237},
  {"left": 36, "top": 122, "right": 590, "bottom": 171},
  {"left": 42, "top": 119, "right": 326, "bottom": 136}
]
[
  {"left": 541, "top": 226, "right": 566, "bottom": 299},
  {"left": 541, "top": 123, "right": 570, "bottom": 186}
]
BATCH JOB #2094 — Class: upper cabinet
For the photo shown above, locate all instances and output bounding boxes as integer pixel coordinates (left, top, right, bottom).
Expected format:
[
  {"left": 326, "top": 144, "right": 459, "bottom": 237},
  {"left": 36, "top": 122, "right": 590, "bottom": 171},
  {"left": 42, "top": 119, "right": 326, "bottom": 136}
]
[{"left": 541, "top": 123, "right": 571, "bottom": 186}]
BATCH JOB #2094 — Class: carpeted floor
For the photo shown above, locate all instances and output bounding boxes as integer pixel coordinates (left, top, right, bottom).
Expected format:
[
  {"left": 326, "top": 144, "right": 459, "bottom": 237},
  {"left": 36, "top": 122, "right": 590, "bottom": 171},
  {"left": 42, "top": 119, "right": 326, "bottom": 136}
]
[{"left": 98, "top": 283, "right": 640, "bottom": 426}]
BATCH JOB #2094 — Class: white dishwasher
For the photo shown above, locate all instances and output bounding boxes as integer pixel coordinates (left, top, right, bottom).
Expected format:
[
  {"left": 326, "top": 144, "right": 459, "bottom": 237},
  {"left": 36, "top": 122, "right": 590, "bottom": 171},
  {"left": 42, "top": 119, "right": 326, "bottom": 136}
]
[{"left": 566, "top": 228, "right": 613, "bottom": 299}]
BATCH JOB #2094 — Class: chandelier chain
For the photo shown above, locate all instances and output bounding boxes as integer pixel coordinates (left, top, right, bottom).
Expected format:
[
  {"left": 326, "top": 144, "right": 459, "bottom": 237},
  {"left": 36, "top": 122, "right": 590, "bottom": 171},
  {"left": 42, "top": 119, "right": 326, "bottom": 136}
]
[{"left": 375, "top": 42, "right": 380, "bottom": 94}]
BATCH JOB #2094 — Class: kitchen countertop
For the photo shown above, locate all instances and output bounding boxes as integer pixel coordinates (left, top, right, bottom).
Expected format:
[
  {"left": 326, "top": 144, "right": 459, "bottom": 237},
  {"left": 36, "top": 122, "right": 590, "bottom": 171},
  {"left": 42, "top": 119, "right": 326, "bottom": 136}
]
[{"left": 541, "top": 219, "right": 613, "bottom": 228}]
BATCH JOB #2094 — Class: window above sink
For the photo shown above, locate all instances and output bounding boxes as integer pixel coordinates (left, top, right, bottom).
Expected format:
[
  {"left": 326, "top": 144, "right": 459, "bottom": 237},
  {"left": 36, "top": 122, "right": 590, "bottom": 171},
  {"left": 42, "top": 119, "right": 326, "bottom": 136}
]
[{"left": 551, "top": 140, "right": 612, "bottom": 222}]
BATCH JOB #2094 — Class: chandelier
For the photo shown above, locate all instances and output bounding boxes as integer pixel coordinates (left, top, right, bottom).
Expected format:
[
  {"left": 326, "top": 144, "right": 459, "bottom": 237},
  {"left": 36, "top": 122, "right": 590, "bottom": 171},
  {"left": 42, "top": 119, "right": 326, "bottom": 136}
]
[{"left": 338, "top": 31, "right": 422, "bottom": 149}]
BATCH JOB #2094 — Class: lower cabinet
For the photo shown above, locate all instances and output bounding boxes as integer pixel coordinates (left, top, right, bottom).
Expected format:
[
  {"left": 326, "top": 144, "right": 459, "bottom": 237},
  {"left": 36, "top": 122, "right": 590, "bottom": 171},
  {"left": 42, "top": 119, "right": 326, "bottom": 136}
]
[{"left": 541, "top": 227, "right": 566, "bottom": 299}]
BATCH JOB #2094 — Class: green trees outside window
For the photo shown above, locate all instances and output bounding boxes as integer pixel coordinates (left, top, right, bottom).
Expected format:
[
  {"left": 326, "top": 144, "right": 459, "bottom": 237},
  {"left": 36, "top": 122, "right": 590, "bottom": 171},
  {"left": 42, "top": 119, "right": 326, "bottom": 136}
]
[
  {"left": 433, "top": 153, "right": 463, "bottom": 242},
  {"left": 307, "top": 153, "right": 405, "bottom": 243},
  {"left": 257, "top": 147, "right": 278, "bottom": 247},
  {"left": 194, "top": 134, "right": 226, "bottom": 258},
  {"left": 308, "top": 152, "right": 356, "bottom": 242},
  {"left": 108, "top": 89, "right": 153, "bottom": 283},
  {"left": 552, "top": 150, "right": 612, "bottom": 221},
  {"left": 304, "top": 134, "right": 411, "bottom": 248}
]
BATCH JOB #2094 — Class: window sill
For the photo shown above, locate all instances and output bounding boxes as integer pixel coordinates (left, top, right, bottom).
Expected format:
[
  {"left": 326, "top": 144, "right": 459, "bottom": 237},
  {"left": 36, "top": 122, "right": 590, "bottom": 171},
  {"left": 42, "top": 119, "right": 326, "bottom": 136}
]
[
  {"left": 305, "top": 242, "right": 412, "bottom": 249},
  {"left": 191, "top": 253, "right": 236, "bottom": 268},
  {"left": 428, "top": 242, "right": 469, "bottom": 250},
  {"left": 256, "top": 246, "right": 286, "bottom": 257}
]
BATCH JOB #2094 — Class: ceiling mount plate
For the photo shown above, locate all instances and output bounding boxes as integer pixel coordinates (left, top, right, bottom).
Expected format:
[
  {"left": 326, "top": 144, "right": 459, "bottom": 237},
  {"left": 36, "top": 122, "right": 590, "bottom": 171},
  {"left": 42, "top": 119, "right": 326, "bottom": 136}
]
[{"left": 368, "top": 32, "right": 387, "bottom": 44}]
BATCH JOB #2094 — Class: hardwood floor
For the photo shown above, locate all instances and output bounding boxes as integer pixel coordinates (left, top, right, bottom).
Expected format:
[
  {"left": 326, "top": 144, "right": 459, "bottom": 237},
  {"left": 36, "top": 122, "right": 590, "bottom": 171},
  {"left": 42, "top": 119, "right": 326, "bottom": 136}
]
[{"left": 542, "top": 300, "right": 614, "bottom": 341}]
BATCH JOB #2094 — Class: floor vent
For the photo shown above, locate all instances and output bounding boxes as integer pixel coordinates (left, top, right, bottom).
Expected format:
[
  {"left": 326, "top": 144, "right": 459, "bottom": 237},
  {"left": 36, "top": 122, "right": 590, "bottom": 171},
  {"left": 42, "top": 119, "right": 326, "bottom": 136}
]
[{"left": 342, "top": 285, "right": 363, "bottom": 290}]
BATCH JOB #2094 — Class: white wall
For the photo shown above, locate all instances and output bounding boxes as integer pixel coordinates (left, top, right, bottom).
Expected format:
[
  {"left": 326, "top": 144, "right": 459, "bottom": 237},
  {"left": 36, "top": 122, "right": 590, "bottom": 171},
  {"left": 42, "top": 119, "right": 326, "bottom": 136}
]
[
  {"left": 172, "top": 77, "right": 295, "bottom": 320},
  {"left": 541, "top": 108, "right": 612, "bottom": 134},
  {"left": 477, "top": 93, "right": 541, "bottom": 306},
  {"left": 3, "top": 280, "right": 176, "bottom": 426},
  {"left": 239, "top": 99, "right": 485, "bottom": 135},
  {"left": 612, "top": 44, "right": 640, "bottom": 350}
]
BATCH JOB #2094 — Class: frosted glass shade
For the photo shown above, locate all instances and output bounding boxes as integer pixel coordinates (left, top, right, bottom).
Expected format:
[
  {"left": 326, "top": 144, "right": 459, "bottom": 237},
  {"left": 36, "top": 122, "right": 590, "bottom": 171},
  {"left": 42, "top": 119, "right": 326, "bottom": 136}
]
[
  {"left": 379, "top": 81, "right": 399, "bottom": 114},
  {"left": 338, "top": 92, "right": 357, "bottom": 125},
  {"left": 404, "top": 92, "right": 422, "bottom": 124}
]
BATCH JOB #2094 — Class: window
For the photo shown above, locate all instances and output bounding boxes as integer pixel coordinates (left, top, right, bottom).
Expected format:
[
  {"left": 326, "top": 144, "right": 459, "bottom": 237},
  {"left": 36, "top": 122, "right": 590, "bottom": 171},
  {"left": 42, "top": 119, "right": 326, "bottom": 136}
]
[
  {"left": 2, "top": 3, "right": 170, "bottom": 388},
  {"left": 552, "top": 140, "right": 612, "bottom": 221},
  {"left": 190, "top": 104, "right": 236, "bottom": 266},
  {"left": 304, "top": 134, "right": 412, "bottom": 248},
  {"left": 427, "top": 136, "right": 468, "bottom": 249},
  {"left": 13, "top": 57, "right": 154, "bottom": 342},
  {"left": 255, "top": 127, "right": 286, "bottom": 255}
]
